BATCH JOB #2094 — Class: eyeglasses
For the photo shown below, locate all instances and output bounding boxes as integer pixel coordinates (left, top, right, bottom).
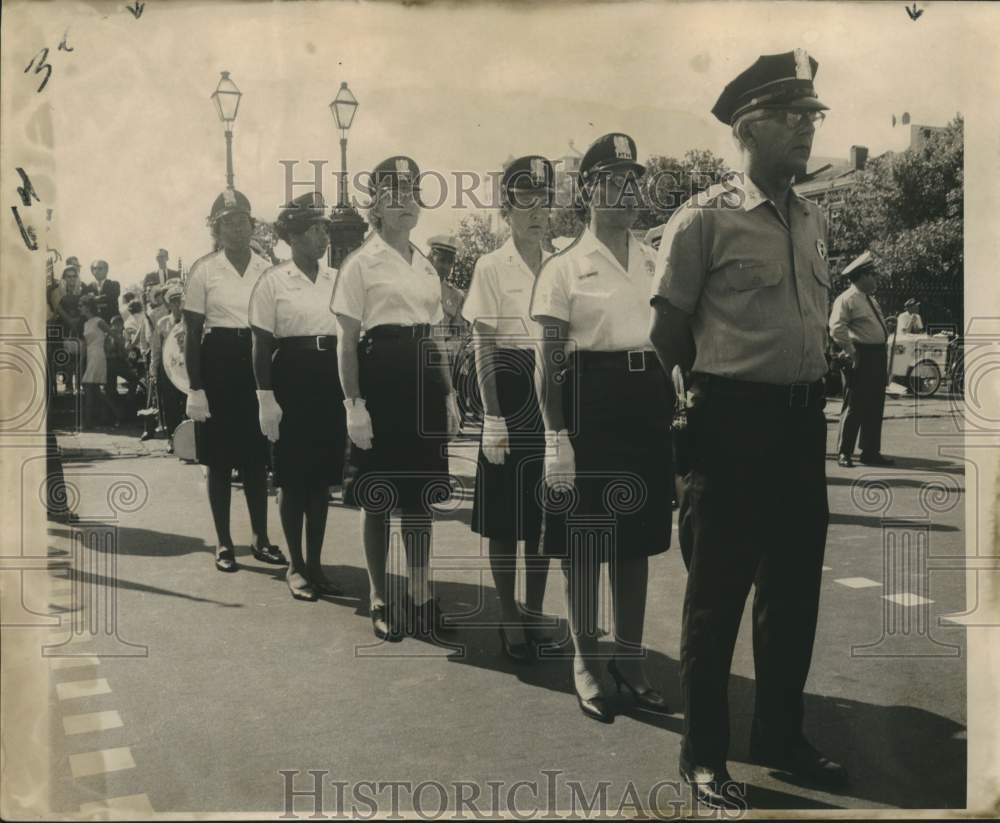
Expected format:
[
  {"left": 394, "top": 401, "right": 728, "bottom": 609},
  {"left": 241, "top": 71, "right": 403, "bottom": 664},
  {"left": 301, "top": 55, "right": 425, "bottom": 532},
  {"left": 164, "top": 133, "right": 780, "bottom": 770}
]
[{"left": 769, "top": 109, "right": 826, "bottom": 130}]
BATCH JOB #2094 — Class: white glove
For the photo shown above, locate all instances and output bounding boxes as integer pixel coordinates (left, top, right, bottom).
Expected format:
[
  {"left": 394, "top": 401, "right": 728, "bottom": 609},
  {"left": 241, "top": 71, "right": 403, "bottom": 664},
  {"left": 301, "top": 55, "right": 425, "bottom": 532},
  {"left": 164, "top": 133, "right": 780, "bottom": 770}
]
[
  {"left": 344, "top": 397, "right": 374, "bottom": 450},
  {"left": 446, "top": 392, "right": 461, "bottom": 438},
  {"left": 257, "top": 389, "right": 282, "bottom": 443},
  {"left": 544, "top": 429, "right": 575, "bottom": 490},
  {"left": 482, "top": 414, "right": 510, "bottom": 465},
  {"left": 186, "top": 388, "right": 211, "bottom": 422}
]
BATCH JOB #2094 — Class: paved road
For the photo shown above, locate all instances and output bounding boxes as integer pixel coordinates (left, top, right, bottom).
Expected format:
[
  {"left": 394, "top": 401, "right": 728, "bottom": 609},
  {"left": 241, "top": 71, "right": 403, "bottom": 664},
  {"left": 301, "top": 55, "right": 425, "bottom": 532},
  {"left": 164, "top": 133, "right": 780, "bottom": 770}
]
[{"left": 31, "top": 404, "right": 967, "bottom": 816}]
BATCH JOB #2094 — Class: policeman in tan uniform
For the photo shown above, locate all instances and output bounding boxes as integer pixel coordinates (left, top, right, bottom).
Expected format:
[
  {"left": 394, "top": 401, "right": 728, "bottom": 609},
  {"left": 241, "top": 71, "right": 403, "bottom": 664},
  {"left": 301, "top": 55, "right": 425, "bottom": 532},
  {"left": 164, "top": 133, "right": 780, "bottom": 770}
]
[{"left": 650, "top": 50, "right": 846, "bottom": 807}]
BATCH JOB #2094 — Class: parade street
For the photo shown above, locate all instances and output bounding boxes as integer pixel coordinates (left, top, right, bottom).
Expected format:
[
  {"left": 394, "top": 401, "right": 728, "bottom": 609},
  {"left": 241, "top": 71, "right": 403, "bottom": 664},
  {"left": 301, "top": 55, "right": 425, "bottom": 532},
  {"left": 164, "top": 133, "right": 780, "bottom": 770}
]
[{"left": 32, "top": 395, "right": 967, "bottom": 817}]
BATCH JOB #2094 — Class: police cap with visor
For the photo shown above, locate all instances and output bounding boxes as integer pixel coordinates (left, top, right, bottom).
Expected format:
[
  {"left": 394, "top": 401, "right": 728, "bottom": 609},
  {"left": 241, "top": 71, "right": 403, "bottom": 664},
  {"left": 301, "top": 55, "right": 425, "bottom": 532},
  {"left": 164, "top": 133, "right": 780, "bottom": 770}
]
[
  {"left": 274, "top": 191, "right": 332, "bottom": 242},
  {"left": 367, "top": 156, "right": 421, "bottom": 197},
  {"left": 712, "top": 48, "right": 829, "bottom": 125},
  {"left": 502, "top": 155, "right": 555, "bottom": 207},
  {"left": 208, "top": 188, "right": 252, "bottom": 223}
]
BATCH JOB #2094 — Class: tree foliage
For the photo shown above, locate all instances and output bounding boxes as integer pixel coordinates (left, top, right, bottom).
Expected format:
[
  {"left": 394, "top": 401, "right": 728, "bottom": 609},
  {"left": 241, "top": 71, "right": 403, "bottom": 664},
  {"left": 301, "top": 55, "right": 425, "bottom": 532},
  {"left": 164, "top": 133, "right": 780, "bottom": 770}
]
[
  {"left": 830, "top": 116, "right": 963, "bottom": 326},
  {"left": 250, "top": 220, "right": 280, "bottom": 264},
  {"left": 452, "top": 212, "right": 509, "bottom": 291}
]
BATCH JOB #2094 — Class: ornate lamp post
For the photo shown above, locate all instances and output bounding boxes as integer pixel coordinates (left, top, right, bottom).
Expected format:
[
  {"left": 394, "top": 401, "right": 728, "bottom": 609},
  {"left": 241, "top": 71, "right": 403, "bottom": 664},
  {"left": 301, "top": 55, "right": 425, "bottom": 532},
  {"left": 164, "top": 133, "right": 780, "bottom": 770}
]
[
  {"left": 211, "top": 71, "right": 242, "bottom": 189},
  {"left": 327, "top": 81, "right": 367, "bottom": 268}
]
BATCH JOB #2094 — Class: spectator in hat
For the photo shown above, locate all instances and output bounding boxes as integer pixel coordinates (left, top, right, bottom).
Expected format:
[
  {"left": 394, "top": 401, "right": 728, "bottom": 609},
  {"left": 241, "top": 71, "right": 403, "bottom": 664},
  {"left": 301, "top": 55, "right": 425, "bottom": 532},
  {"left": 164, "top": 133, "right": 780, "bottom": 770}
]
[
  {"left": 183, "top": 188, "right": 285, "bottom": 573},
  {"left": 830, "top": 250, "right": 893, "bottom": 467},
  {"left": 464, "top": 155, "right": 555, "bottom": 664},
  {"left": 531, "top": 133, "right": 672, "bottom": 724},
  {"left": 89, "top": 260, "right": 121, "bottom": 324},
  {"left": 650, "top": 49, "right": 845, "bottom": 805},
  {"left": 332, "top": 155, "right": 461, "bottom": 641},
  {"left": 897, "top": 298, "right": 924, "bottom": 335},
  {"left": 250, "top": 192, "right": 346, "bottom": 601}
]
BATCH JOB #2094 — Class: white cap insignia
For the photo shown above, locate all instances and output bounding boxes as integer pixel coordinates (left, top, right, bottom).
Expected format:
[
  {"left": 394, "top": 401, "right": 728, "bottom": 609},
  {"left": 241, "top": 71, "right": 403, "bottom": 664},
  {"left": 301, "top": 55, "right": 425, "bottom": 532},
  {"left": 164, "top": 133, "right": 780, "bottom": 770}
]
[
  {"left": 613, "top": 135, "right": 632, "bottom": 160},
  {"left": 794, "top": 48, "right": 812, "bottom": 80}
]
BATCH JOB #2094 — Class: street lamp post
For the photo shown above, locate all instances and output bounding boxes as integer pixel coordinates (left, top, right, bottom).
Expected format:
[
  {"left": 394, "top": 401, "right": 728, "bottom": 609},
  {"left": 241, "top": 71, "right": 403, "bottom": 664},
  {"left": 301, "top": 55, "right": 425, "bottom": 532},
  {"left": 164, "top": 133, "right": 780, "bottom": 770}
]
[
  {"left": 327, "top": 82, "right": 367, "bottom": 268},
  {"left": 211, "top": 71, "right": 242, "bottom": 189}
]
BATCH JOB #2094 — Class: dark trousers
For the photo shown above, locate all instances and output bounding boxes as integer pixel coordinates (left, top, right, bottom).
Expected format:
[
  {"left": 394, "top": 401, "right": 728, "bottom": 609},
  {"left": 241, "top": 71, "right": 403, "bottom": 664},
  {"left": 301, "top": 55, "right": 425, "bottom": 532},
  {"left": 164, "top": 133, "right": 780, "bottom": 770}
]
[
  {"left": 836, "top": 343, "right": 887, "bottom": 458},
  {"left": 678, "top": 375, "right": 829, "bottom": 769}
]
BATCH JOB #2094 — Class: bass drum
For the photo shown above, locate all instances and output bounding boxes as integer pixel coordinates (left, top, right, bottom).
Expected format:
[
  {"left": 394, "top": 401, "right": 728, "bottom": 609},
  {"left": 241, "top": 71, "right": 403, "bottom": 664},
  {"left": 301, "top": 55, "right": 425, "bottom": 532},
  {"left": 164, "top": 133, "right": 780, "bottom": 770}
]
[
  {"left": 172, "top": 419, "right": 197, "bottom": 462},
  {"left": 162, "top": 320, "right": 190, "bottom": 394}
]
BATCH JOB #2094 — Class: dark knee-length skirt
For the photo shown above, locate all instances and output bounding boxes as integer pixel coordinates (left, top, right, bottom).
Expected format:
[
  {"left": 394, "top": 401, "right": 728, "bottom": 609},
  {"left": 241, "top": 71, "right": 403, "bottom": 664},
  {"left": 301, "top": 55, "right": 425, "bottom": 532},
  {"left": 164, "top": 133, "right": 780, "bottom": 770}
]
[
  {"left": 344, "top": 326, "right": 451, "bottom": 514},
  {"left": 471, "top": 347, "right": 544, "bottom": 543},
  {"left": 271, "top": 338, "right": 346, "bottom": 489},
  {"left": 195, "top": 328, "right": 269, "bottom": 470},
  {"left": 541, "top": 350, "right": 673, "bottom": 561}
]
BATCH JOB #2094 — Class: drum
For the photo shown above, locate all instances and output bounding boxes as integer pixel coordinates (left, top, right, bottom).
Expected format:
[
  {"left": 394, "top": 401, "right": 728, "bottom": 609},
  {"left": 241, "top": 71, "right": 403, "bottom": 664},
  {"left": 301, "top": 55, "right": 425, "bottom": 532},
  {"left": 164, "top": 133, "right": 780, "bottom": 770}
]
[
  {"left": 172, "top": 419, "right": 197, "bottom": 462},
  {"left": 162, "top": 321, "right": 190, "bottom": 394}
]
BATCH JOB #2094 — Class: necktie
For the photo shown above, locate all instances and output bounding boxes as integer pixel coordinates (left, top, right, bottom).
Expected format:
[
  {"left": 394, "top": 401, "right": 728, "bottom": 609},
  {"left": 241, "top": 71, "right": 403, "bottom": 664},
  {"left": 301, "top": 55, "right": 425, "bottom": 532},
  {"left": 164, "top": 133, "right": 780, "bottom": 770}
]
[{"left": 865, "top": 294, "right": 888, "bottom": 341}]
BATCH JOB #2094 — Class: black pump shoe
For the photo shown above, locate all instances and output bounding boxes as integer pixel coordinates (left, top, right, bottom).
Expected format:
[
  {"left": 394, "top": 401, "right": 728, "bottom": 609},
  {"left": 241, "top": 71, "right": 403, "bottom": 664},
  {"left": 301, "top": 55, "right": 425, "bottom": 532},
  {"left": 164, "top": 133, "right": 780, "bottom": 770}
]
[
  {"left": 498, "top": 625, "right": 531, "bottom": 664},
  {"left": 608, "top": 659, "right": 670, "bottom": 714}
]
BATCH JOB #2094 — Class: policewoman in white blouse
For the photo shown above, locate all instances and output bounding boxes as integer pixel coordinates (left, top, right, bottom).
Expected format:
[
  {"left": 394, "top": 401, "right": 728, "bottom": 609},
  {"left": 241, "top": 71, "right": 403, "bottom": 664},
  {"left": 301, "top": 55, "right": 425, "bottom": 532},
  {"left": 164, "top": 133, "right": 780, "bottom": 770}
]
[
  {"left": 183, "top": 189, "right": 286, "bottom": 573},
  {"left": 463, "top": 156, "right": 554, "bottom": 664},
  {"left": 331, "top": 157, "right": 461, "bottom": 642},
  {"left": 530, "top": 134, "right": 672, "bottom": 723},
  {"left": 249, "top": 192, "right": 346, "bottom": 602}
]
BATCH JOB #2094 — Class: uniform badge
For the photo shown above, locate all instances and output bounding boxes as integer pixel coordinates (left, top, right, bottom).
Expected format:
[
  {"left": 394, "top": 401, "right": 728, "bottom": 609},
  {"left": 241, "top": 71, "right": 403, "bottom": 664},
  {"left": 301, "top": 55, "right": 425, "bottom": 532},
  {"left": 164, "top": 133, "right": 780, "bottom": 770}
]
[
  {"left": 395, "top": 158, "right": 409, "bottom": 174},
  {"left": 816, "top": 238, "right": 827, "bottom": 261},
  {"left": 645, "top": 259, "right": 655, "bottom": 275},
  {"left": 613, "top": 135, "right": 632, "bottom": 160},
  {"left": 530, "top": 157, "right": 545, "bottom": 185},
  {"left": 794, "top": 48, "right": 812, "bottom": 80},
  {"left": 223, "top": 189, "right": 237, "bottom": 207}
]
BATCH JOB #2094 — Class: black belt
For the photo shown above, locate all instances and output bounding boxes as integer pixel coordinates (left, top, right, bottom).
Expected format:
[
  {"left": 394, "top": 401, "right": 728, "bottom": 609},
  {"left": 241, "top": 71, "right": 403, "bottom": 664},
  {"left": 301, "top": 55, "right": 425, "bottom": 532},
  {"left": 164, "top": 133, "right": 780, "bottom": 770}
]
[
  {"left": 855, "top": 342, "right": 887, "bottom": 350},
  {"left": 574, "top": 350, "right": 658, "bottom": 373},
  {"left": 206, "top": 326, "right": 250, "bottom": 339},
  {"left": 279, "top": 335, "right": 337, "bottom": 352},
  {"left": 694, "top": 372, "right": 825, "bottom": 409},
  {"left": 365, "top": 324, "right": 432, "bottom": 340}
]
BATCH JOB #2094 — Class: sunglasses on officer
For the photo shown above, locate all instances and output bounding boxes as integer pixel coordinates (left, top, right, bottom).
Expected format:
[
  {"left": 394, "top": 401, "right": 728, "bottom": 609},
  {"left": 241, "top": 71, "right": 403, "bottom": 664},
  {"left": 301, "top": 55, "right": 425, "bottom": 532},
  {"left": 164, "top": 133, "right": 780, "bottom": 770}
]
[{"left": 765, "top": 109, "right": 826, "bottom": 130}]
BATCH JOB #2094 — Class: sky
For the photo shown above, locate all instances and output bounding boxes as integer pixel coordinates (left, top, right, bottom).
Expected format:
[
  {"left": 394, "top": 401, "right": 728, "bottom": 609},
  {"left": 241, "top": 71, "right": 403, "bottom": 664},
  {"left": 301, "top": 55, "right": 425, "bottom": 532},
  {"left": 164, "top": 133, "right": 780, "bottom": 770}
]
[{"left": 6, "top": 0, "right": 986, "bottom": 292}]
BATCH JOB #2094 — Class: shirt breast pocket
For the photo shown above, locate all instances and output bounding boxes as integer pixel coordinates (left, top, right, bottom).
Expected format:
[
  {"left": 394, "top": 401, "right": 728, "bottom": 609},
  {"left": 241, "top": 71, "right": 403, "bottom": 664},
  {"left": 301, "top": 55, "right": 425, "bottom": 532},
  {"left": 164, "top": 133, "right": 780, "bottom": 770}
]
[{"left": 719, "top": 259, "right": 785, "bottom": 329}]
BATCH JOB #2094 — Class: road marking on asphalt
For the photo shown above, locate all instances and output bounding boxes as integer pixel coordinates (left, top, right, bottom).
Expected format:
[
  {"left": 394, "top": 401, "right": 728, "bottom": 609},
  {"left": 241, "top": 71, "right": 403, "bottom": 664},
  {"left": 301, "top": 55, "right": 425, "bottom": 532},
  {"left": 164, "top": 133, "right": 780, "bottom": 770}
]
[
  {"left": 884, "top": 592, "right": 934, "bottom": 607},
  {"left": 68, "top": 746, "right": 135, "bottom": 778},
  {"left": 834, "top": 577, "right": 881, "bottom": 589},
  {"left": 62, "top": 710, "right": 123, "bottom": 736},
  {"left": 56, "top": 678, "right": 111, "bottom": 700},
  {"left": 50, "top": 656, "right": 100, "bottom": 670},
  {"left": 80, "top": 793, "right": 154, "bottom": 817}
]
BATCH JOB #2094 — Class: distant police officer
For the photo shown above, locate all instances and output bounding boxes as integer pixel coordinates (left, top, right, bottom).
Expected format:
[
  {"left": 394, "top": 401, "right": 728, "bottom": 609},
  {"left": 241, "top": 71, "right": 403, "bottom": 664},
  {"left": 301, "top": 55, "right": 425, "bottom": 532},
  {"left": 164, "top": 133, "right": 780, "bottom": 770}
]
[
  {"left": 428, "top": 234, "right": 467, "bottom": 332},
  {"left": 829, "top": 250, "right": 894, "bottom": 468},
  {"left": 332, "top": 157, "right": 461, "bottom": 641},
  {"left": 897, "top": 297, "right": 924, "bottom": 335},
  {"left": 650, "top": 50, "right": 847, "bottom": 806},
  {"left": 184, "top": 189, "right": 285, "bottom": 573},
  {"left": 532, "top": 133, "right": 672, "bottom": 724},
  {"left": 250, "top": 192, "right": 346, "bottom": 602},
  {"left": 464, "top": 155, "right": 554, "bottom": 663}
]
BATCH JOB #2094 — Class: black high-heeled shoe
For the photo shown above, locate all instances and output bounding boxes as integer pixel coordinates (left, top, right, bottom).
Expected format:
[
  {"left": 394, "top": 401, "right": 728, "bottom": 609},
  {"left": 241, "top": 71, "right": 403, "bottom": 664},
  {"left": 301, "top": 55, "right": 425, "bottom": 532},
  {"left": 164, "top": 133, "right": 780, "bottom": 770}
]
[
  {"left": 608, "top": 659, "right": 670, "bottom": 714},
  {"left": 498, "top": 625, "right": 531, "bottom": 664},
  {"left": 576, "top": 690, "right": 614, "bottom": 723}
]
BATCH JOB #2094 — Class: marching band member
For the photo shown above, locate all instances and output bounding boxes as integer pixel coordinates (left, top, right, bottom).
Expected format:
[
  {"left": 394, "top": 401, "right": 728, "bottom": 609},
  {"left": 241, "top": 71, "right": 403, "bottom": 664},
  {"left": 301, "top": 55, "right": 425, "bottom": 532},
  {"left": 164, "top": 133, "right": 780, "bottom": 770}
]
[
  {"left": 249, "top": 192, "right": 346, "bottom": 602},
  {"left": 463, "top": 156, "right": 554, "bottom": 663},
  {"left": 151, "top": 282, "right": 187, "bottom": 445},
  {"left": 331, "top": 156, "right": 461, "bottom": 641},
  {"left": 183, "top": 189, "right": 286, "bottom": 573},
  {"left": 530, "top": 133, "right": 673, "bottom": 723}
]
